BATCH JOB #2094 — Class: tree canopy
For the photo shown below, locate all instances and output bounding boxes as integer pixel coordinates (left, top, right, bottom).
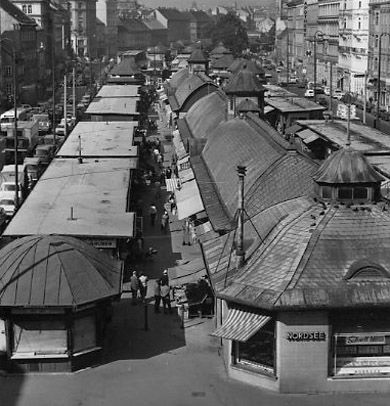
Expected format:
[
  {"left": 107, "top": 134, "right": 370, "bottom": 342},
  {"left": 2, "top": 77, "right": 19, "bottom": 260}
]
[{"left": 210, "top": 12, "right": 249, "bottom": 57}]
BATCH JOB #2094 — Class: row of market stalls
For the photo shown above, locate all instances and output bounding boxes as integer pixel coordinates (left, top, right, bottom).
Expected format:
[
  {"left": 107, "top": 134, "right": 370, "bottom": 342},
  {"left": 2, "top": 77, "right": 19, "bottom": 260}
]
[
  {"left": 0, "top": 84, "right": 141, "bottom": 372},
  {"left": 160, "top": 50, "right": 390, "bottom": 393}
]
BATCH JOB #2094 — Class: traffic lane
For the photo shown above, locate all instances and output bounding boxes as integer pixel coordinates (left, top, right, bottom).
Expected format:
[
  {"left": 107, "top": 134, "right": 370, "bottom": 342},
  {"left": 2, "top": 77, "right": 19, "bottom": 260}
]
[{"left": 354, "top": 107, "right": 390, "bottom": 136}]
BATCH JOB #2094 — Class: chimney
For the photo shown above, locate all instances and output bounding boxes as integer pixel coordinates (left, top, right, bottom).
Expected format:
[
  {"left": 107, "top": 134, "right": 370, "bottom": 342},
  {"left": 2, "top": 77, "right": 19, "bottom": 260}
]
[{"left": 236, "top": 165, "right": 247, "bottom": 268}]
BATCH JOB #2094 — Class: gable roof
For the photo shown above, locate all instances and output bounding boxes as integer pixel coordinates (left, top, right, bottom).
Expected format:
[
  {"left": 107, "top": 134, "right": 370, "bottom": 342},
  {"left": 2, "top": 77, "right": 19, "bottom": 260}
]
[
  {"left": 110, "top": 58, "right": 141, "bottom": 76},
  {"left": 157, "top": 7, "right": 191, "bottom": 21},
  {"left": 0, "top": 0, "right": 36, "bottom": 25}
]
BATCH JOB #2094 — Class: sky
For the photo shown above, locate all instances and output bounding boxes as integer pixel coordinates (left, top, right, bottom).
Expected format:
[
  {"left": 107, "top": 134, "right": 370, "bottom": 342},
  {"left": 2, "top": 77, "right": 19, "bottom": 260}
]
[{"left": 140, "top": 0, "right": 274, "bottom": 10}]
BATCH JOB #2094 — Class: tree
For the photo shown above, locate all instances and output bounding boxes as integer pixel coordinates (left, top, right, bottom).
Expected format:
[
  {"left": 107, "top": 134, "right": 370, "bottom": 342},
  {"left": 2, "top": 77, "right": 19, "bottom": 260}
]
[{"left": 211, "top": 12, "right": 249, "bottom": 57}]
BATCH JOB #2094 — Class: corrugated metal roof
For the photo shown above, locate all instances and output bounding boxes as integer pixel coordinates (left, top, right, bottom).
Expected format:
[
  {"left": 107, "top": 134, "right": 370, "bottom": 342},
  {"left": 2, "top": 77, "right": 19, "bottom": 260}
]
[
  {"left": 0, "top": 235, "right": 122, "bottom": 307},
  {"left": 96, "top": 85, "right": 140, "bottom": 98},
  {"left": 265, "top": 97, "right": 325, "bottom": 113},
  {"left": 4, "top": 158, "right": 135, "bottom": 238},
  {"left": 86, "top": 96, "right": 139, "bottom": 115},
  {"left": 167, "top": 257, "right": 206, "bottom": 287},
  {"left": 211, "top": 305, "right": 271, "bottom": 342},
  {"left": 110, "top": 59, "right": 141, "bottom": 76},
  {"left": 57, "top": 121, "right": 139, "bottom": 158},
  {"left": 225, "top": 67, "right": 265, "bottom": 94}
]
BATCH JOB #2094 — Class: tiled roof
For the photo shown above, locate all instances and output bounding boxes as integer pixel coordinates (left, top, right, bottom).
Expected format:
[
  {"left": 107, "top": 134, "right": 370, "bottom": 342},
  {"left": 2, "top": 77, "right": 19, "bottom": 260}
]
[
  {"left": 167, "top": 67, "right": 190, "bottom": 90},
  {"left": 188, "top": 49, "right": 208, "bottom": 63},
  {"left": 213, "top": 196, "right": 390, "bottom": 310},
  {"left": 228, "top": 58, "right": 263, "bottom": 76},
  {"left": 225, "top": 67, "right": 265, "bottom": 94},
  {"left": 314, "top": 147, "right": 385, "bottom": 184},
  {"left": 189, "top": 10, "right": 212, "bottom": 23},
  {"left": 210, "top": 54, "right": 234, "bottom": 69},
  {"left": 210, "top": 43, "right": 231, "bottom": 55},
  {"left": 118, "top": 18, "right": 147, "bottom": 32},
  {"left": 0, "top": 235, "right": 122, "bottom": 307},
  {"left": 0, "top": 0, "right": 36, "bottom": 25},
  {"left": 201, "top": 116, "right": 289, "bottom": 218},
  {"left": 110, "top": 58, "right": 141, "bottom": 76},
  {"left": 190, "top": 155, "right": 232, "bottom": 232}
]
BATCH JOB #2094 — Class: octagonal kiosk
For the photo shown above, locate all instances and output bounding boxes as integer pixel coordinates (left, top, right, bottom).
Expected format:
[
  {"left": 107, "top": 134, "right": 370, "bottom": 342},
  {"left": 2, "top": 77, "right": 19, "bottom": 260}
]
[{"left": 0, "top": 235, "right": 123, "bottom": 372}]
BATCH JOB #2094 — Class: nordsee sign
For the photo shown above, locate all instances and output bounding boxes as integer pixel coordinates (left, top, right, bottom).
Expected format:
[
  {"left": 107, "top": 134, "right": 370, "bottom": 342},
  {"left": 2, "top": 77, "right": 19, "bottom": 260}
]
[{"left": 287, "top": 331, "right": 326, "bottom": 342}]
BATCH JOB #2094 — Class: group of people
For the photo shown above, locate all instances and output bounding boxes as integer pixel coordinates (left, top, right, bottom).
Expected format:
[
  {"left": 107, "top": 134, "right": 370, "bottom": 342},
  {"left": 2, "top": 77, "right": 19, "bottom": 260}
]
[
  {"left": 129, "top": 269, "right": 172, "bottom": 314},
  {"left": 129, "top": 270, "right": 149, "bottom": 305},
  {"left": 149, "top": 203, "right": 170, "bottom": 234}
]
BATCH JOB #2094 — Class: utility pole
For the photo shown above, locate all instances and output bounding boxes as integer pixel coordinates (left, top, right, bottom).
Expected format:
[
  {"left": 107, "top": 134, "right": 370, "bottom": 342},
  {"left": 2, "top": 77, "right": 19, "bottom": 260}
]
[
  {"left": 236, "top": 166, "right": 247, "bottom": 269},
  {"left": 329, "top": 62, "right": 333, "bottom": 120},
  {"left": 286, "top": 29, "right": 290, "bottom": 85},
  {"left": 63, "top": 74, "right": 67, "bottom": 138},
  {"left": 72, "top": 65, "right": 76, "bottom": 118}
]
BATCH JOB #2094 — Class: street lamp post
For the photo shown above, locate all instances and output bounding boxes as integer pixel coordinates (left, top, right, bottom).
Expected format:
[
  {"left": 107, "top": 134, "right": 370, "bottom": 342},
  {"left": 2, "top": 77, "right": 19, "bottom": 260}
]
[
  {"left": 376, "top": 32, "right": 390, "bottom": 129},
  {"left": 1, "top": 39, "right": 19, "bottom": 209},
  {"left": 313, "top": 31, "right": 324, "bottom": 103}
]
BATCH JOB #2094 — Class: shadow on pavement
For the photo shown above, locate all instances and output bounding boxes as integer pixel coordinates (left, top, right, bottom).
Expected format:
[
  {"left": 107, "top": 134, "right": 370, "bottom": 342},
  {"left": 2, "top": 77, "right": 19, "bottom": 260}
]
[{"left": 101, "top": 298, "right": 185, "bottom": 363}]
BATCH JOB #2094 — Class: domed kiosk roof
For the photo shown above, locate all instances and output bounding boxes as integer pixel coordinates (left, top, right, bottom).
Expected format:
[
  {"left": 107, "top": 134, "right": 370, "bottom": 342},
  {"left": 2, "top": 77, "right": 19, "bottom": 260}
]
[
  {"left": 224, "top": 66, "right": 265, "bottom": 94},
  {"left": 314, "top": 147, "right": 384, "bottom": 184},
  {"left": 188, "top": 49, "right": 208, "bottom": 63},
  {"left": 0, "top": 235, "right": 122, "bottom": 307}
]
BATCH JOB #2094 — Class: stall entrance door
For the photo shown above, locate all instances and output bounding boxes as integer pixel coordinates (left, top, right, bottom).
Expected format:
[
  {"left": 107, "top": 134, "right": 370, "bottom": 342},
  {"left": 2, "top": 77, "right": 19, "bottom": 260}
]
[{"left": 0, "top": 319, "right": 6, "bottom": 352}]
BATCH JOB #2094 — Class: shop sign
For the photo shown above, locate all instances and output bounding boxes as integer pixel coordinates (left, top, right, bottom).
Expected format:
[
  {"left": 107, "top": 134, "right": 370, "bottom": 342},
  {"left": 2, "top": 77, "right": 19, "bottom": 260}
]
[
  {"left": 84, "top": 238, "right": 117, "bottom": 249},
  {"left": 336, "top": 357, "right": 390, "bottom": 376},
  {"left": 287, "top": 331, "right": 326, "bottom": 342},
  {"left": 345, "top": 335, "right": 386, "bottom": 345}
]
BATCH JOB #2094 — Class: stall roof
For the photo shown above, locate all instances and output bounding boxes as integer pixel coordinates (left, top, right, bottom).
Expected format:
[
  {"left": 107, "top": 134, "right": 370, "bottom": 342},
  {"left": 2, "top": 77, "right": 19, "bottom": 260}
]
[
  {"left": 4, "top": 158, "right": 135, "bottom": 238},
  {"left": 295, "top": 119, "right": 390, "bottom": 154},
  {"left": 57, "top": 121, "right": 139, "bottom": 158},
  {"left": 86, "top": 96, "right": 139, "bottom": 115},
  {"left": 96, "top": 85, "right": 140, "bottom": 98},
  {"left": 265, "top": 97, "right": 325, "bottom": 113}
]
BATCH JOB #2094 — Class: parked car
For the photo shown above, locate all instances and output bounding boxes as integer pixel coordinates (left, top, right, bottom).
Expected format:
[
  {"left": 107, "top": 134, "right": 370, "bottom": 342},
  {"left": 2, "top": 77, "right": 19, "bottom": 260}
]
[
  {"left": 0, "top": 192, "right": 16, "bottom": 218},
  {"left": 0, "top": 182, "right": 23, "bottom": 200},
  {"left": 276, "top": 67, "right": 282, "bottom": 73},
  {"left": 264, "top": 73, "right": 273, "bottom": 79},
  {"left": 333, "top": 89, "right": 345, "bottom": 100},
  {"left": 55, "top": 117, "right": 76, "bottom": 136},
  {"left": 304, "top": 89, "right": 315, "bottom": 98},
  {"left": 289, "top": 76, "right": 298, "bottom": 84},
  {"left": 324, "top": 86, "right": 330, "bottom": 96},
  {"left": 314, "top": 86, "right": 325, "bottom": 95},
  {"left": 317, "top": 96, "right": 329, "bottom": 108}
]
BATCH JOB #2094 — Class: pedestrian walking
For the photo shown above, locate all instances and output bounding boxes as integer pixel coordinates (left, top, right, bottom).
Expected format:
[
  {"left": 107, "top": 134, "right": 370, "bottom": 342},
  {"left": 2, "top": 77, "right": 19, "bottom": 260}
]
[
  {"left": 168, "top": 193, "right": 176, "bottom": 213},
  {"left": 154, "top": 279, "right": 161, "bottom": 313},
  {"left": 161, "top": 210, "right": 169, "bottom": 233},
  {"left": 149, "top": 203, "right": 157, "bottom": 226},
  {"left": 161, "top": 282, "right": 172, "bottom": 314},
  {"left": 166, "top": 167, "right": 172, "bottom": 179},
  {"left": 161, "top": 269, "right": 169, "bottom": 286},
  {"left": 130, "top": 271, "right": 139, "bottom": 305},
  {"left": 139, "top": 271, "right": 148, "bottom": 302}
]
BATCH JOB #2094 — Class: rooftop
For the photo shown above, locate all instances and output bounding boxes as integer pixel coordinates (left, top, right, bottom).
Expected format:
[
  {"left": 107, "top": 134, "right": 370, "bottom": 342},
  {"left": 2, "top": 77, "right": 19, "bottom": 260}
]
[
  {"left": 0, "top": 235, "right": 122, "bottom": 307},
  {"left": 56, "top": 121, "right": 139, "bottom": 158},
  {"left": 4, "top": 158, "right": 135, "bottom": 238},
  {"left": 86, "top": 96, "right": 139, "bottom": 116},
  {"left": 265, "top": 97, "right": 325, "bottom": 113},
  {"left": 96, "top": 85, "right": 140, "bottom": 98}
]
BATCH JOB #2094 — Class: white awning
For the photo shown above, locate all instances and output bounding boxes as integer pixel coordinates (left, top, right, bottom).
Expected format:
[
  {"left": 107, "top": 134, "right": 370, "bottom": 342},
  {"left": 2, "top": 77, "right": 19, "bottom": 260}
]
[
  {"left": 211, "top": 306, "right": 271, "bottom": 342},
  {"left": 264, "top": 105, "right": 275, "bottom": 114},
  {"left": 172, "top": 129, "right": 187, "bottom": 159},
  {"left": 167, "top": 257, "right": 206, "bottom": 287},
  {"left": 297, "top": 129, "right": 320, "bottom": 144},
  {"left": 175, "top": 179, "right": 204, "bottom": 220}
]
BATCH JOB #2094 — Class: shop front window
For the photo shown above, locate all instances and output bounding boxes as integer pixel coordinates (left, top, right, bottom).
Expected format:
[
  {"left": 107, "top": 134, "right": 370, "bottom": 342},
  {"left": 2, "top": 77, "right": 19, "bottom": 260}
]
[
  {"left": 12, "top": 319, "right": 67, "bottom": 357},
  {"left": 331, "top": 310, "right": 390, "bottom": 377},
  {"left": 234, "top": 319, "right": 275, "bottom": 375}
]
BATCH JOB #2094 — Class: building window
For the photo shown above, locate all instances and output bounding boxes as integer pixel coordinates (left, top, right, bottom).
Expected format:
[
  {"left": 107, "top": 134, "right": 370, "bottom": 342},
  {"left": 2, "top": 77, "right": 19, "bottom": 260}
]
[
  {"left": 27, "top": 4, "right": 32, "bottom": 13},
  {"left": 4, "top": 65, "right": 12, "bottom": 77},
  {"left": 234, "top": 318, "right": 276, "bottom": 376},
  {"left": 5, "top": 83, "right": 12, "bottom": 95},
  {"left": 22, "top": 4, "right": 27, "bottom": 12},
  {"left": 359, "top": 1, "right": 361, "bottom": 7},
  {"left": 344, "top": 18, "right": 347, "bottom": 29},
  {"left": 358, "top": 18, "right": 361, "bottom": 30},
  {"left": 331, "top": 310, "right": 390, "bottom": 377},
  {"left": 321, "top": 185, "right": 333, "bottom": 199},
  {"left": 375, "top": 35, "right": 379, "bottom": 48},
  {"left": 375, "top": 12, "right": 379, "bottom": 25},
  {"left": 338, "top": 187, "right": 353, "bottom": 200}
]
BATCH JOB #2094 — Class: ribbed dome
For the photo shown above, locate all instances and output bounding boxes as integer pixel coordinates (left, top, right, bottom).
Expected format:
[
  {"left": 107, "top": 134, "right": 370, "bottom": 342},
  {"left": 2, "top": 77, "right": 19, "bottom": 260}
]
[
  {"left": 0, "top": 235, "right": 122, "bottom": 307},
  {"left": 225, "top": 67, "right": 265, "bottom": 94},
  {"left": 314, "top": 147, "right": 384, "bottom": 184}
]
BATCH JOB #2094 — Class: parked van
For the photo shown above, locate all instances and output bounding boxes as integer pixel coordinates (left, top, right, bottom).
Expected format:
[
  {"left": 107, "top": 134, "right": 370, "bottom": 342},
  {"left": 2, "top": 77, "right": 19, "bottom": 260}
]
[
  {"left": 0, "top": 108, "right": 31, "bottom": 131},
  {"left": 24, "top": 156, "right": 44, "bottom": 189},
  {"left": 32, "top": 113, "right": 51, "bottom": 134}
]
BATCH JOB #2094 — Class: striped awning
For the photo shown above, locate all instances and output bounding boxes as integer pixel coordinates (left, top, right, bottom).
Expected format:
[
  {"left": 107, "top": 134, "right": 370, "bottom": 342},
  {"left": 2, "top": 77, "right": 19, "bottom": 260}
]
[
  {"left": 166, "top": 177, "right": 180, "bottom": 192},
  {"left": 211, "top": 306, "right": 271, "bottom": 342}
]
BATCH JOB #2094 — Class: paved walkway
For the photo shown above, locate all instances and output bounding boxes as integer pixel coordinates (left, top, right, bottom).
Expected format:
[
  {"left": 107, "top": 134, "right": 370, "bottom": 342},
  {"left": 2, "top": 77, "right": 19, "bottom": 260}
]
[{"left": 1, "top": 102, "right": 390, "bottom": 406}]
